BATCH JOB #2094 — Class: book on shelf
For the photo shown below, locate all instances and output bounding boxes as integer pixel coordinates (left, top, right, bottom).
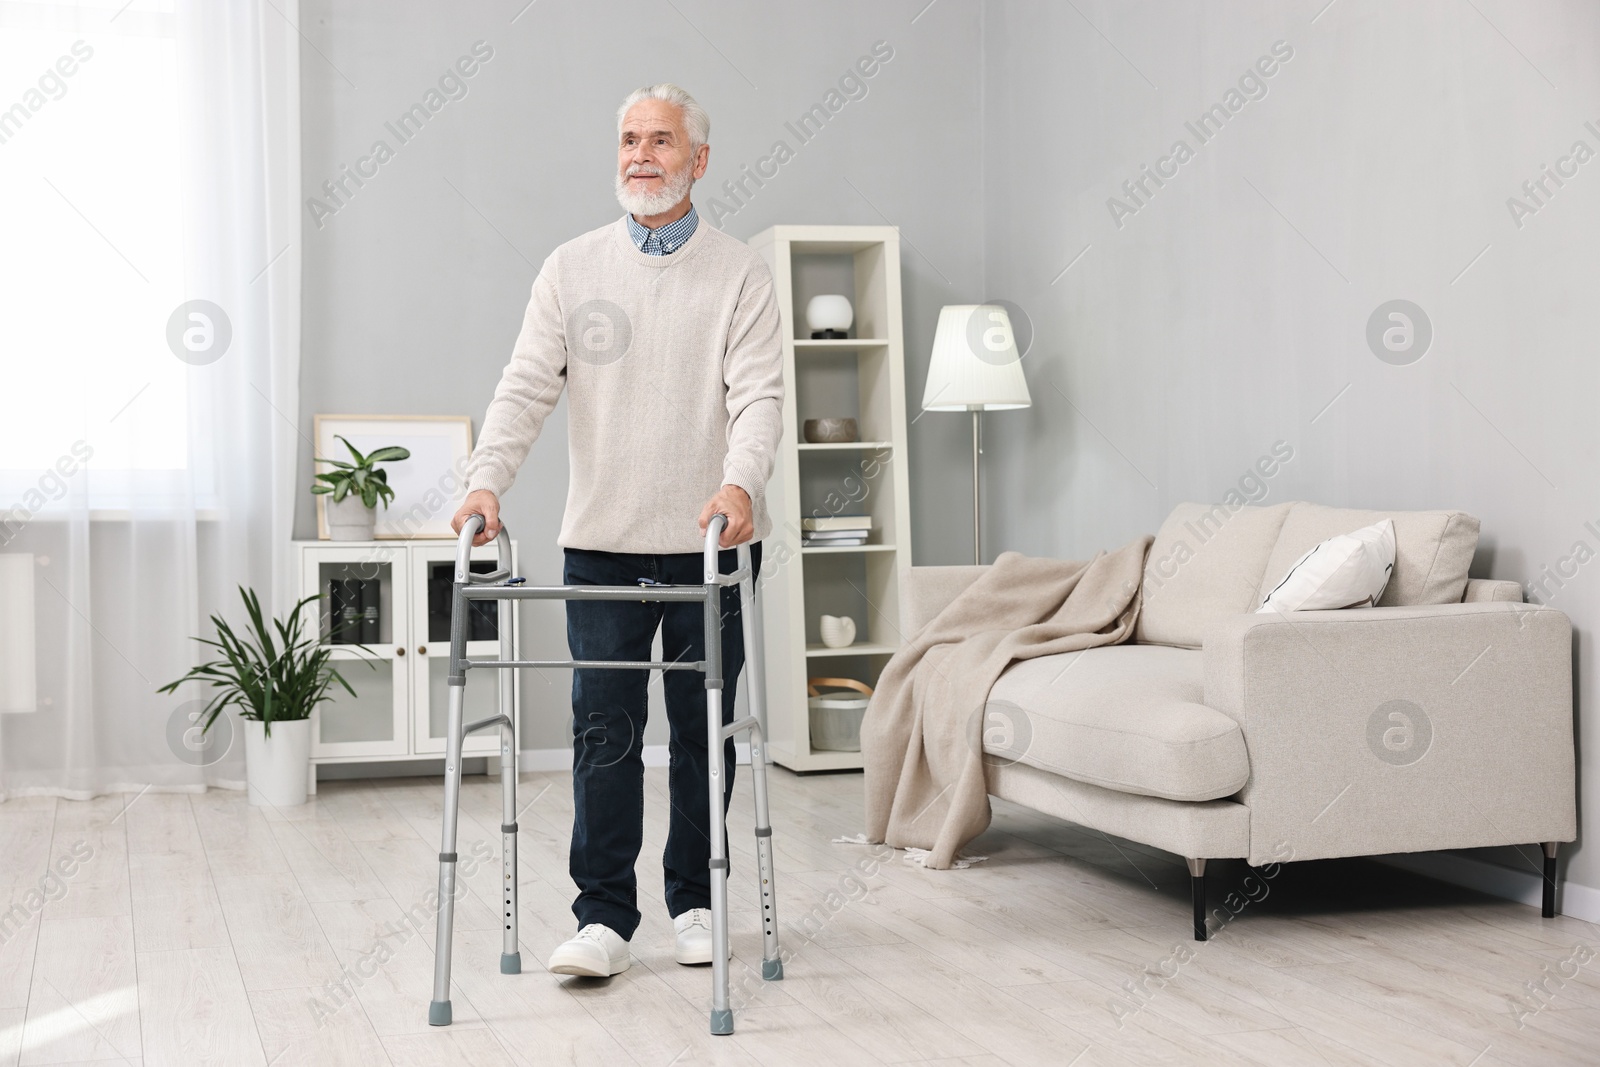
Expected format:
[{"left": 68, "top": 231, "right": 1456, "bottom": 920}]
[
  {"left": 427, "top": 567, "right": 451, "bottom": 642},
  {"left": 328, "top": 579, "right": 354, "bottom": 643},
  {"left": 803, "top": 535, "right": 869, "bottom": 547},
  {"left": 427, "top": 562, "right": 499, "bottom": 642},
  {"left": 326, "top": 577, "right": 377, "bottom": 644},
  {"left": 359, "top": 579, "right": 379, "bottom": 643},
  {"left": 802, "top": 528, "right": 871, "bottom": 540},
  {"left": 802, "top": 514, "right": 872, "bottom": 532}
]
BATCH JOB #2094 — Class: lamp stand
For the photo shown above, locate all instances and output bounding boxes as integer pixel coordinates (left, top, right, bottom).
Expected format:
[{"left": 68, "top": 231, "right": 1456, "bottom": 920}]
[{"left": 972, "top": 408, "right": 982, "bottom": 565}]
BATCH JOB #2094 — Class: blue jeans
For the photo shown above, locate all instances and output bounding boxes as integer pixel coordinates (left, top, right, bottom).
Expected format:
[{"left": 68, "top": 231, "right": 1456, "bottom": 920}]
[{"left": 563, "top": 540, "right": 762, "bottom": 940}]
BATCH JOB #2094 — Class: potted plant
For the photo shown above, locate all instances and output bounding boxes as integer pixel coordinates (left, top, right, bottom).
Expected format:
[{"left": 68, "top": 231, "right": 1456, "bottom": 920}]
[
  {"left": 158, "top": 587, "right": 374, "bottom": 807},
  {"left": 312, "top": 435, "right": 411, "bottom": 541}
]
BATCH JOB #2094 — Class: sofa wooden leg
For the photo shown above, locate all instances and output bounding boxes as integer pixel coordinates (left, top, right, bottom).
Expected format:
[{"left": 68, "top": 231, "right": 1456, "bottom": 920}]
[
  {"left": 1542, "top": 842, "right": 1559, "bottom": 918},
  {"left": 1186, "top": 858, "right": 1207, "bottom": 941}
]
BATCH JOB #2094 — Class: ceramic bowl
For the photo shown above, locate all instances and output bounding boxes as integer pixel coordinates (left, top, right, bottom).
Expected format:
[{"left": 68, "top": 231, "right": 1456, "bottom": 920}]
[{"left": 803, "top": 417, "right": 858, "bottom": 444}]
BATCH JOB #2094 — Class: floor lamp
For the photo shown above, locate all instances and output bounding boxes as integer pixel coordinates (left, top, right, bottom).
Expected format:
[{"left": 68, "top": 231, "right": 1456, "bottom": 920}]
[{"left": 921, "top": 304, "right": 1033, "bottom": 565}]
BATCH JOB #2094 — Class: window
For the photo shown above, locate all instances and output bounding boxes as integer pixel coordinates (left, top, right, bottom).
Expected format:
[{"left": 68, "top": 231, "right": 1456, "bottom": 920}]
[{"left": 0, "top": 1, "right": 189, "bottom": 506}]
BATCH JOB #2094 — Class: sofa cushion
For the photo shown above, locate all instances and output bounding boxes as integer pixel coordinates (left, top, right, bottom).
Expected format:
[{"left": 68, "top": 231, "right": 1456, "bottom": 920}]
[
  {"left": 1134, "top": 501, "right": 1294, "bottom": 649},
  {"left": 985, "top": 644, "right": 1249, "bottom": 803},
  {"left": 1256, "top": 503, "right": 1479, "bottom": 608},
  {"left": 1258, "top": 519, "right": 1395, "bottom": 613}
]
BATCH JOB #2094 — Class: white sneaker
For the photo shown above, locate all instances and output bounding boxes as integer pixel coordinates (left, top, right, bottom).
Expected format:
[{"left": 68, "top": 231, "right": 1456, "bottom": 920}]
[
  {"left": 673, "top": 907, "right": 728, "bottom": 965},
  {"left": 548, "top": 924, "right": 631, "bottom": 977}
]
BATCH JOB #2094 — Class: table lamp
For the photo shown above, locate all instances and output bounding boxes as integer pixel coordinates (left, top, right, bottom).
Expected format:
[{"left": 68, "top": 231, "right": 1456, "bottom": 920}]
[{"left": 921, "top": 304, "right": 1032, "bottom": 564}]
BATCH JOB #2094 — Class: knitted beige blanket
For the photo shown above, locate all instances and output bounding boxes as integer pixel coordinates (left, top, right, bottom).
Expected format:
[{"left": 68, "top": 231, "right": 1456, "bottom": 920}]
[{"left": 860, "top": 538, "right": 1153, "bottom": 869}]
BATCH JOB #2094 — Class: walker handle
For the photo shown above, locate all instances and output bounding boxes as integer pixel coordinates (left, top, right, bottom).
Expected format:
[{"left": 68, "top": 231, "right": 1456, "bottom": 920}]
[
  {"left": 703, "top": 512, "right": 729, "bottom": 584},
  {"left": 455, "top": 513, "right": 513, "bottom": 583}
]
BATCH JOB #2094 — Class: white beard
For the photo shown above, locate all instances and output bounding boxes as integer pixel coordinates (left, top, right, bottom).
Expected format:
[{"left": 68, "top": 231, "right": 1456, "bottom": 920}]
[{"left": 615, "top": 161, "right": 695, "bottom": 218}]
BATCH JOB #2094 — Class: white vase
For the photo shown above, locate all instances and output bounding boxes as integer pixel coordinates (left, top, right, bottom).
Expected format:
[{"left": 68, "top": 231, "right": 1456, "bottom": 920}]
[
  {"left": 819, "top": 614, "right": 857, "bottom": 648},
  {"left": 242, "top": 718, "right": 312, "bottom": 807},
  {"left": 805, "top": 294, "right": 853, "bottom": 336},
  {"left": 326, "top": 493, "right": 377, "bottom": 541}
]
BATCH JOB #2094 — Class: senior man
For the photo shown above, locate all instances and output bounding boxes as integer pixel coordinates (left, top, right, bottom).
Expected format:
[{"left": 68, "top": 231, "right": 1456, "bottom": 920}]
[{"left": 451, "top": 83, "right": 783, "bottom": 978}]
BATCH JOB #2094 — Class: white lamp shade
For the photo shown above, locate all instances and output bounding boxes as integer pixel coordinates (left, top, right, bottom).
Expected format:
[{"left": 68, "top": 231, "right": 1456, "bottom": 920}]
[{"left": 921, "top": 304, "right": 1032, "bottom": 411}]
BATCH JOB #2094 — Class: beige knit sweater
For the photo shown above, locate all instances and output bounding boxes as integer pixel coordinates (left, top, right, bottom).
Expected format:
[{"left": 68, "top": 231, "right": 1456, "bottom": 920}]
[{"left": 465, "top": 213, "right": 785, "bottom": 554}]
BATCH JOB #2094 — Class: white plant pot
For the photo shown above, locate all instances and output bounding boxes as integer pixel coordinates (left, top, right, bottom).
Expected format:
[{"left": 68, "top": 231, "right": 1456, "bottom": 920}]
[
  {"left": 242, "top": 718, "right": 312, "bottom": 807},
  {"left": 326, "top": 493, "right": 377, "bottom": 541}
]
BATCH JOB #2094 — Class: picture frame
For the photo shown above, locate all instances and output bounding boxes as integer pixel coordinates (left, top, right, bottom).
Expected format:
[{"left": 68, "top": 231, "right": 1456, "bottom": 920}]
[{"left": 314, "top": 414, "right": 474, "bottom": 540}]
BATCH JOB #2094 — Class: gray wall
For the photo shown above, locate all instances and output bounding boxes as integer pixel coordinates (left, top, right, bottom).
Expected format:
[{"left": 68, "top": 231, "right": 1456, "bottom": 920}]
[
  {"left": 297, "top": 0, "right": 984, "bottom": 750},
  {"left": 979, "top": 0, "right": 1600, "bottom": 896},
  {"left": 301, "top": 0, "right": 1600, "bottom": 900}
]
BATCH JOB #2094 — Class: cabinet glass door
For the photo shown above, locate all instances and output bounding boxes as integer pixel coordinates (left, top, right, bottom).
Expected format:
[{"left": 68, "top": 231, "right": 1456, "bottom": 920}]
[
  {"left": 302, "top": 547, "right": 409, "bottom": 757},
  {"left": 410, "top": 544, "right": 515, "bottom": 756}
]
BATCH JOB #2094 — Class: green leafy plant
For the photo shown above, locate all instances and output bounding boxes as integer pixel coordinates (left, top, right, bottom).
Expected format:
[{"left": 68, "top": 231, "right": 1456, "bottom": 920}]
[
  {"left": 157, "top": 586, "right": 375, "bottom": 738},
  {"left": 311, "top": 435, "right": 411, "bottom": 509}
]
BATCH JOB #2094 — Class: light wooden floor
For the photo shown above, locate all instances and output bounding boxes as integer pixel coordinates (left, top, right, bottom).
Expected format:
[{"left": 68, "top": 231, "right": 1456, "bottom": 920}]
[{"left": 0, "top": 767, "right": 1596, "bottom": 1066}]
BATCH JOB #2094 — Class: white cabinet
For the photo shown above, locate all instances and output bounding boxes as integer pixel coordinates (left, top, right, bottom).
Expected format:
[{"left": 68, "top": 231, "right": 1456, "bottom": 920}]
[{"left": 294, "top": 539, "right": 518, "bottom": 773}]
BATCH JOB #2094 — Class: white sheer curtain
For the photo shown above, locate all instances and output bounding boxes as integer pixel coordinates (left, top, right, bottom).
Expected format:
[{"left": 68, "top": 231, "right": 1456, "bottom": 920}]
[{"left": 0, "top": 0, "right": 300, "bottom": 798}]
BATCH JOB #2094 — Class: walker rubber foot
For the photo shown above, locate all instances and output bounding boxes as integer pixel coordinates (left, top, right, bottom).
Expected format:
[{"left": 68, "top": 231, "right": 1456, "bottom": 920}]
[
  {"left": 762, "top": 958, "right": 784, "bottom": 981},
  {"left": 428, "top": 1000, "right": 452, "bottom": 1026},
  {"left": 501, "top": 952, "right": 522, "bottom": 974},
  {"left": 709, "top": 1008, "right": 734, "bottom": 1035}
]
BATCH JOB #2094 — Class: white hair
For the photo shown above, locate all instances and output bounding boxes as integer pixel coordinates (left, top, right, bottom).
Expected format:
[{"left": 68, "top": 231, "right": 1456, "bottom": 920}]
[{"left": 615, "top": 83, "right": 709, "bottom": 149}]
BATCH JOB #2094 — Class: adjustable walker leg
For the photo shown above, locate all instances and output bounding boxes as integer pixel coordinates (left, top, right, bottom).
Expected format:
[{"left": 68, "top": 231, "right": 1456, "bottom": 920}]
[
  {"left": 704, "top": 568, "right": 734, "bottom": 1036},
  {"left": 429, "top": 679, "right": 466, "bottom": 1026},
  {"left": 430, "top": 575, "right": 475, "bottom": 1027},
  {"left": 738, "top": 543, "right": 783, "bottom": 981},
  {"left": 498, "top": 595, "right": 521, "bottom": 975},
  {"left": 500, "top": 719, "right": 521, "bottom": 973}
]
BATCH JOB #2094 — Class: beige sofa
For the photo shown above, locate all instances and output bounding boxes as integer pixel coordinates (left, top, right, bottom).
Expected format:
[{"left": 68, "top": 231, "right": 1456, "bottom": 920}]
[{"left": 907, "top": 501, "right": 1576, "bottom": 939}]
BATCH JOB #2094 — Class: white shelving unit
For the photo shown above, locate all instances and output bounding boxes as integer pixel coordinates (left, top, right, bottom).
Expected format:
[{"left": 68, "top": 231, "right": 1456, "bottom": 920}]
[
  {"left": 293, "top": 538, "right": 518, "bottom": 781},
  {"left": 747, "top": 225, "right": 912, "bottom": 772}
]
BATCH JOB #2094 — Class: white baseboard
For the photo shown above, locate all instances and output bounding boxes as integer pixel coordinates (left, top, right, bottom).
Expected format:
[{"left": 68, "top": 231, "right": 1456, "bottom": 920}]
[
  {"left": 519, "top": 747, "right": 580, "bottom": 772},
  {"left": 519, "top": 743, "right": 751, "bottom": 773},
  {"left": 1375, "top": 850, "right": 1600, "bottom": 924}
]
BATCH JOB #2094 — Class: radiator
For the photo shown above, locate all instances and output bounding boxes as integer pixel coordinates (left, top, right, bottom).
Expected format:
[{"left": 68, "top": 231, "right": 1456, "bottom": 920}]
[{"left": 0, "top": 554, "right": 36, "bottom": 713}]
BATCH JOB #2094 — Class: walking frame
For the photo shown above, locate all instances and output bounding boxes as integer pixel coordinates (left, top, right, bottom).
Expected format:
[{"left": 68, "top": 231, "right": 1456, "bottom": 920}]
[{"left": 428, "top": 512, "right": 783, "bottom": 1035}]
